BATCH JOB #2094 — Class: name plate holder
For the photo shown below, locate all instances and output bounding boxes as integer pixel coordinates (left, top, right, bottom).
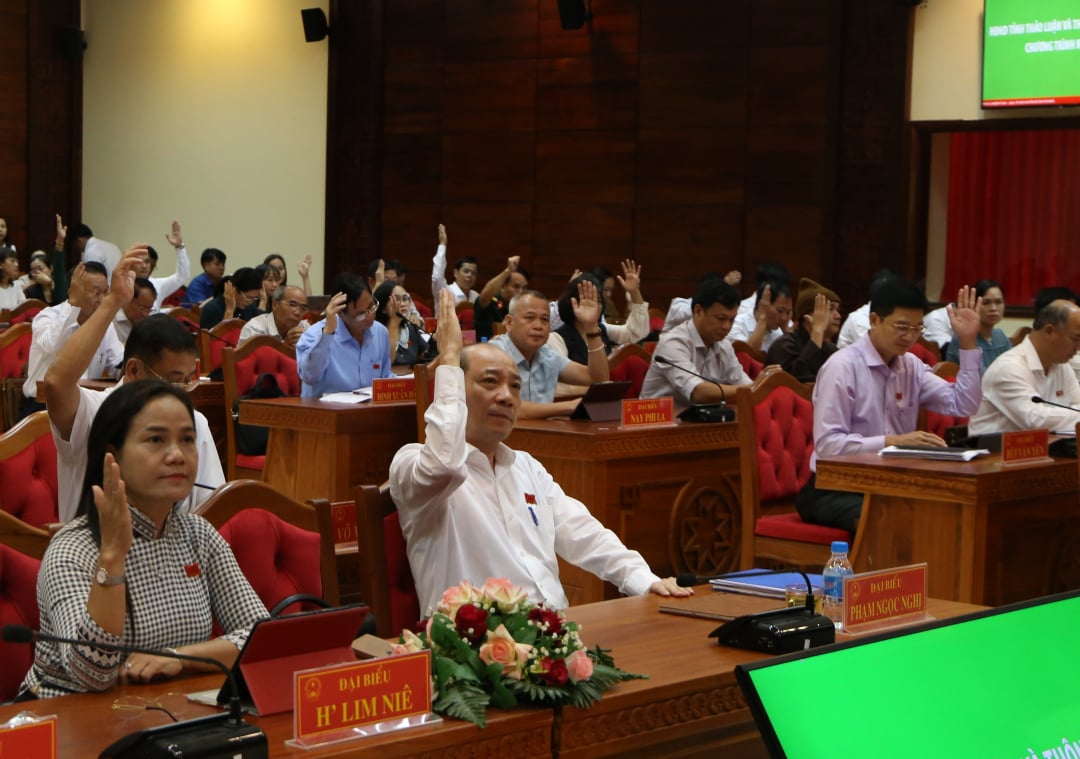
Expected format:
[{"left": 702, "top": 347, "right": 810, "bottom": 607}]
[
  {"left": 0, "top": 714, "right": 57, "bottom": 758},
  {"left": 372, "top": 377, "right": 416, "bottom": 404},
  {"left": 1000, "top": 429, "right": 1052, "bottom": 466},
  {"left": 620, "top": 397, "right": 676, "bottom": 429},
  {"left": 842, "top": 563, "right": 929, "bottom": 635},
  {"left": 287, "top": 651, "right": 438, "bottom": 750}
]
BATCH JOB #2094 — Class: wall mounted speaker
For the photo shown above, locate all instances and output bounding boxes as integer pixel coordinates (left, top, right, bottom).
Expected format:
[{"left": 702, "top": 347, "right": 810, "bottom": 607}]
[
  {"left": 301, "top": 8, "right": 329, "bottom": 43},
  {"left": 557, "top": 0, "right": 589, "bottom": 30}
]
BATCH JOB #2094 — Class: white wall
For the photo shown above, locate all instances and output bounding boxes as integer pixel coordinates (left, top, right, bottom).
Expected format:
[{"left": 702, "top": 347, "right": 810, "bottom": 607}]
[
  {"left": 909, "top": 0, "right": 1075, "bottom": 122},
  {"left": 82, "top": 0, "right": 329, "bottom": 289}
]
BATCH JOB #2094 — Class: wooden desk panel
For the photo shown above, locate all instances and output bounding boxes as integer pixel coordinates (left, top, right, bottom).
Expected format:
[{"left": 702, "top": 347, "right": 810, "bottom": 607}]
[
  {"left": 815, "top": 452, "right": 1080, "bottom": 605},
  {"left": 238, "top": 397, "right": 416, "bottom": 503},
  {"left": 507, "top": 420, "right": 742, "bottom": 606}
]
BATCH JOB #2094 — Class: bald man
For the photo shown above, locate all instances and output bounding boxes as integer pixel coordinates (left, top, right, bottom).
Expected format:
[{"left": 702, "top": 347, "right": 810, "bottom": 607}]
[
  {"left": 969, "top": 299, "right": 1080, "bottom": 435},
  {"left": 390, "top": 290, "right": 690, "bottom": 615}
]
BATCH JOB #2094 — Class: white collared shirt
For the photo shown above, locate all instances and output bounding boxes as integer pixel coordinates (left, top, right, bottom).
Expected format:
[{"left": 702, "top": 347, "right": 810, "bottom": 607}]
[{"left": 24, "top": 302, "right": 124, "bottom": 399}]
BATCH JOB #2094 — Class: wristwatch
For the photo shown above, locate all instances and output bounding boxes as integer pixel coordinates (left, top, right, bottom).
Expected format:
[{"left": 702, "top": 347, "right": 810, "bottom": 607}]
[{"left": 95, "top": 566, "right": 126, "bottom": 586}]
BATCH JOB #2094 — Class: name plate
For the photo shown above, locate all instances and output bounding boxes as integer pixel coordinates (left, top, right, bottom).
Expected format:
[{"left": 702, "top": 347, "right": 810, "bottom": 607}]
[
  {"left": 1001, "top": 428, "right": 1049, "bottom": 464},
  {"left": 621, "top": 397, "right": 674, "bottom": 428},
  {"left": 294, "top": 651, "right": 432, "bottom": 743},
  {"left": 843, "top": 563, "right": 928, "bottom": 633},
  {"left": 372, "top": 377, "right": 416, "bottom": 404},
  {"left": 0, "top": 716, "right": 57, "bottom": 758}
]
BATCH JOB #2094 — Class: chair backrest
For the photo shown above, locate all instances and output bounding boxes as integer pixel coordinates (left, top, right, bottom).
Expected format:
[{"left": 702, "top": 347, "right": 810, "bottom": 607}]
[
  {"left": 731, "top": 340, "right": 766, "bottom": 364},
  {"left": 355, "top": 483, "right": 418, "bottom": 638},
  {"left": 196, "top": 480, "right": 335, "bottom": 614},
  {"left": 608, "top": 344, "right": 652, "bottom": 399},
  {"left": 221, "top": 337, "right": 299, "bottom": 479},
  {"left": 0, "top": 544, "right": 42, "bottom": 702},
  {"left": 0, "top": 323, "right": 32, "bottom": 380},
  {"left": 309, "top": 498, "right": 358, "bottom": 608},
  {"left": 199, "top": 318, "right": 245, "bottom": 376},
  {"left": 919, "top": 361, "right": 968, "bottom": 439},
  {"left": 734, "top": 348, "right": 763, "bottom": 381},
  {"left": 1011, "top": 326, "right": 1031, "bottom": 346},
  {"left": 164, "top": 306, "right": 200, "bottom": 326},
  {"left": 455, "top": 300, "right": 475, "bottom": 330},
  {"left": 413, "top": 361, "right": 437, "bottom": 444},
  {"left": 2, "top": 299, "right": 47, "bottom": 326},
  {"left": 411, "top": 295, "right": 433, "bottom": 318},
  {"left": 908, "top": 340, "right": 937, "bottom": 366},
  {"left": 915, "top": 335, "right": 942, "bottom": 362},
  {"left": 0, "top": 412, "right": 58, "bottom": 527}
]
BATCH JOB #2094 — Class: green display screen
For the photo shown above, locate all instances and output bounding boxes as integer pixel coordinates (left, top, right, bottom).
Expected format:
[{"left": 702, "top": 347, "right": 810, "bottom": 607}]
[
  {"left": 982, "top": 0, "right": 1080, "bottom": 107},
  {"left": 737, "top": 592, "right": 1080, "bottom": 758}
]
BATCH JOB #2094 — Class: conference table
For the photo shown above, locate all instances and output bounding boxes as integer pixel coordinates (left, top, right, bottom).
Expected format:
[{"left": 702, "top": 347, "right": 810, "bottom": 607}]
[
  {"left": 237, "top": 397, "right": 417, "bottom": 504},
  {"left": 814, "top": 450, "right": 1080, "bottom": 606},
  {"left": 0, "top": 592, "right": 981, "bottom": 758},
  {"left": 507, "top": 418, "right": 743, "bottom": 606}
]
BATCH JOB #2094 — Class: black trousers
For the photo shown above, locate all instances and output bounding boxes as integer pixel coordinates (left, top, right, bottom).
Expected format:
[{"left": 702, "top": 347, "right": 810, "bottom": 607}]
[{"left": 795, "top": 473, "right": 863, "bottom": 534}]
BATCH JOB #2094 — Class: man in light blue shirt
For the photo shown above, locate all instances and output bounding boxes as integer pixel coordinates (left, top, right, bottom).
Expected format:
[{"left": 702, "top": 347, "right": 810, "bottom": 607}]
[{"left": 296, "top": 272, "right": 392, "bottom": 398}]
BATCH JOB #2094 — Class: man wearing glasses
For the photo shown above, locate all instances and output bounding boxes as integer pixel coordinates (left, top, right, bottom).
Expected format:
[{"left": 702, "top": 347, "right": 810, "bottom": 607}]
[
  {"left": 43, "top": 247, "right": 225, "bottom": 522},
  {"left": 240, "top": 285, "right": 309, "bottom": 347},
  {"left": 296, "top": 272, "right": 392, "bottom": 398},
  {"left": 796, "top": 278, "right": 983, "bottom": 532}
]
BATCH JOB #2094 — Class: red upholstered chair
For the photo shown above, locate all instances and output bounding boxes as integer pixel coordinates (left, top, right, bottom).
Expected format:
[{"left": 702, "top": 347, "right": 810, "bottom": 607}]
[
  {"left": 355, "top": 483, "right": 419, "bottom": 638},
  {"left": 199, "top": 318, "right": 245, "bottom": 377},
  {"left": 164, "top": 306, "right": 200, "bottom": 325},
  {"left": 919, "top": 361, "right": 968, "bottom": 442},
  {"left": 1, "top": 323, "right": 33, "bottom": 431},
  {"left": 1010, "top": 326, "right": 1031, "bottom": 347},
  {"left": 908, "top": 340, "right": 937, "bottom": 366},
  {"left": 0, "top": 509, "right": 52, "bottom": 559},
  {"left": 196, "top": 480, "right": 336, "bottom": 616},
  {"left": 0, "top": 543, "right": 42, "bottom": 702},
  {"left": 411, "top": 294, "right": 433, "bottom": 318},
  {"left": 608, "top": 343, "right": 651, "bottom": 399},
  {"left": 2, "top": 299, "right": 47, "bottom": 326},
  {"left": 734, "top": 348, "right": 763, "bottom": 381},
  {"left": 737, "top": 370, "right": 851, "bottom": 572},
  {"left": 0, "top": 411, "right": 58, "bottom": 528},
  {"left": 221, "top": 337, "right": 300, "bottom": 480},
  {"left": 455, "top": 301, "right": 475, "bottom": 330}
]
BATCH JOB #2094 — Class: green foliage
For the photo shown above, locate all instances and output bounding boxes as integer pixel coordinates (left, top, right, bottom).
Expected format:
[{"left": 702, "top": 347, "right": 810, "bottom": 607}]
[{"left": 432, "top": 679, "right": 489, "bottom": 728}]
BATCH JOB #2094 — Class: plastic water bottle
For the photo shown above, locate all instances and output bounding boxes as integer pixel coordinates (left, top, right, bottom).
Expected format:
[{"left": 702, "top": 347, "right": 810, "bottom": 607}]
[{"left": 822, "top": 540, "right": 854, "bottom": 631}]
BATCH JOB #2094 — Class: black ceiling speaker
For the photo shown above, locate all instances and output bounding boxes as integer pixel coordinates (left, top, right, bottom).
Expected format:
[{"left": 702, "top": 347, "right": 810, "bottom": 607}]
[
  {"left": 558, "top": 0, "right": 590, "bottom": 30},
  {"left": 301, "top": 8, "right": 329, "bottom": 42}
]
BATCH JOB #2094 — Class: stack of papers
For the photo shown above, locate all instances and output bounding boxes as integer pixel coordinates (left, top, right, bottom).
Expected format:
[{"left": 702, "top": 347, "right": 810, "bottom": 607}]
[
  {"left": 879, "top": 445, "right": 989, "bottom": 462},
  {"left": 710, "top": 570, "right": 824, "bottom": 599}
]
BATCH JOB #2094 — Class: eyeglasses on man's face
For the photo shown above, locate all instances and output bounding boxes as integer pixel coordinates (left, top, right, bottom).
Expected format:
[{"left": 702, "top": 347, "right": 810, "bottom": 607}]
[{"left": 885, "top": 320, "right": 924, "bottom": 337}]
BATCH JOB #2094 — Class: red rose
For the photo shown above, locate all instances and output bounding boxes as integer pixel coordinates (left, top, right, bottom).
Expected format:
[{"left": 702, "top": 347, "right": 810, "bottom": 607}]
[
  {"left": 528, "top": 606, "right": 563, "bottom": 636},
  {"left": 539, "top": 657, "right": 569, "bottom": 687},
  {"left": 455, "top": 604, "right": 488, "bottom": 644}
]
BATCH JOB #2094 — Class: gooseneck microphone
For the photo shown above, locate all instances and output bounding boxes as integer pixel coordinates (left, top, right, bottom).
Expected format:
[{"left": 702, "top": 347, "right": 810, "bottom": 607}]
[
  {"left": 177, "top": 316, "right": 234, "bottom": 347},
  {"left": 653, "top": 355, "right": 736, "bottom": 422},
  {"left": 677, "top": 569, "right": 818, "bottom": 613},
  {"left": 1, "top": 624, "right": 267, "bottom": 758},
  {"left": 1031, "top": 395, "right": 1080, "bottom": 412}
]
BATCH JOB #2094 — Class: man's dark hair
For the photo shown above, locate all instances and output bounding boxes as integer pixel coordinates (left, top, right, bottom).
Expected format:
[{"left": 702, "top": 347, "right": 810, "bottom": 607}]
[
  {"left": 82, "top": 261, "right": 107, "bottom": 279},
  {"left": 867, "top": 269, "right": 899, "bottom": 300},
  {"left": 146, "top": 245, "right": 159, "bottom": 263},
  {"left": 200, "top": 247, "right": 226, "bottom": 266},
  {"left": 454, "top": 256, "right": 478, "bottom": 271},
  {"left": 513, "top": 266, "right": 530, "bottom": 283},
  {"left": 227, "top": 267, "right": 262, "bottom": 294},
  {"left": 692, "top": 277, "right": 740, "bottom": 312},
  {"left": 385, "top": 259, "right": 406, "bottom": 277},
  {"left": 122, "top": 313, "right": 197, "bottom": 366},
  {"left": 754, "top": 279, "right": 792, "bottom": 309},
  {"left": 755, "top": 261, "right": 790, "bottom": 288},
  {"left": 333, "top": 272, "right": 371, "bottom": 307},
  {"left": 70, "top": 223, "right": 93, "bottom": 240},
  {"left": 133, "top": 277, "right": 157, "bottom": 299},
  {"left": 1033, "top": 286, "right": 1077, "bottom": 318},
  {"left": 1033, "top": 300, "right": 1076, "bottom": 331},
  {"left": 869, "top": 278, "right": 928, "bottom": 319}
]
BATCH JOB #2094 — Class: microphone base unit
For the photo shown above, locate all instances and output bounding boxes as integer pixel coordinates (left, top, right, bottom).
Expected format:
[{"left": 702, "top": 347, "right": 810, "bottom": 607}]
[
  {"left": 708, "top": 607, "right": 835, "bottom": 654},
  {"left": 99, "top": 712, "right": 268, "bottom": 759},
  {"left": 677, "top": 403, "right": 735, "bottom": 423}
]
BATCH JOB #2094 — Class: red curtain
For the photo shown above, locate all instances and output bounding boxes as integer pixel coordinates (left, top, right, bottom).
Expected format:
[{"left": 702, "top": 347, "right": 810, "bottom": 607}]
[{"left": 945, "top": 129, "right": 1080, "bottom": 307}]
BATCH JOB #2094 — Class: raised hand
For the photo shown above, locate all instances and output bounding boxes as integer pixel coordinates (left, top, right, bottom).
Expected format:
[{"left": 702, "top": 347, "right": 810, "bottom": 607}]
[
  {"left": 571, "top": 278, "right": 601, "bottom": 330},
  {"left": 438, "top": 224, "right": 447, "bottom": 246},
  {"left": 55, "top": 213, "right": 67, "bottom": 249},
  {"left": 754, "top": 284, "right": 773, "bottom": 323},
  {"left": 507, "top": 256, "right": 520, "bottom": 272},
  {"left": 223, "top": 280, "right": 237, "bottom": 317},
  {"left": 724, "top": 270, "right": 742, "bottom": 287},
  {"left": 435, "top": 289, "right": 461, "bottom": 365},
  {"left": 616, "top": 259, "right": 642, "bottom": 299},
  {"left": 165, "top": 220, "right": 183, "bottom": 249},
  {"left": 297, "top": 254, "right": 312, "bottom": 280},
  {"left": 807, "top": 292, "right": 830, "bottom": 344},
  {"left": 323, "top": 291, "right": 348, "bottom": 335},
  {"left": 93, "top": 453, "right": 133, "bottom": 567},
  {"left": 110, "top": 245, "right": 149, "bottom": 306},
  {"left": 947, "top": 285, "right": 981, "bottom": 349}
]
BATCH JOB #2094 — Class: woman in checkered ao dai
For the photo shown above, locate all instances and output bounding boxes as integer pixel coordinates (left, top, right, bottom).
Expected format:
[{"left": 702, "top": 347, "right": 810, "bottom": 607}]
[{"left": 18, "top": 381, "right": 267, "bottom": 699}]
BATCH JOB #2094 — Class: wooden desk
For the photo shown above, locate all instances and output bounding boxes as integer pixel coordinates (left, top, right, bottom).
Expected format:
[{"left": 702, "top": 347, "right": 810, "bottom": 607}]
[
  {"left": 238, "top": 397, "right": 416, "bottom": 503},
  {"left": 507, "top": 419, "right": 742, "bottom": 606},
  {"left": 815, "top": 452, "right": 1080, "bottom": 605},
  {"left": 0, "top": 594, "right": 978, "bottom": 758}
]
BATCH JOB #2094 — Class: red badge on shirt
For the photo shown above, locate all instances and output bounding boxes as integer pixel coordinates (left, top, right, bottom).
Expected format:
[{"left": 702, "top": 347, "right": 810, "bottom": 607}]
[
  {"left": 524, "top": 493, "right": 537, "bottom": 505},
  {"left": 1057, "top": 390, "right": 1064, "bottom": 397},
  {"left": 895, "top": 392, "right": 903, "bottom": 401},
  {"left": 372, "top": 363, "right": 381, "bottom": 370},
  {"left": 184, "top": 562, "right": 201, "bottom": 578}
]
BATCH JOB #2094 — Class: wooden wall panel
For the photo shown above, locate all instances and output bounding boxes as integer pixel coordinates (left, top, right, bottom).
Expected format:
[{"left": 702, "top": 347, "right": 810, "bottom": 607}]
[{"left": 326, "top": 0, "right": 916, "bottom": 310}]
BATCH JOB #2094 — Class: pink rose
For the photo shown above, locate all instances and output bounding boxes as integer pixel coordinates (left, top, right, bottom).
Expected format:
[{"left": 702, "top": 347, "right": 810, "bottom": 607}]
[
  {"left": 478, "top": 624, "right": 532, "bottom": 680},
  {"left": 481, "top": 577, "right": 528, "bottom": 613},
  {"left": 391, "top": 629, "right": 425, "bottom": 655},
  {"left": 438, "top": 580, "right": 479, "bottom": 618},
  {"left": 566, "top": 648, "right": 594, "bottom": 682}
]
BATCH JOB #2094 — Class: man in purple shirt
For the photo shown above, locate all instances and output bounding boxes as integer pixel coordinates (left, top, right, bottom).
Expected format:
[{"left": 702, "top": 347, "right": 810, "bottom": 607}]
[{"left": 796, "top": 278, "right": 983, "bottom": 532}]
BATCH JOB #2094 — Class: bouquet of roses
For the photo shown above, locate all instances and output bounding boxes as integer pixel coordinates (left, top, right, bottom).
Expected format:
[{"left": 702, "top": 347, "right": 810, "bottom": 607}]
[{"left": 390, "top": 577, "right": 644, "bottom": 727}]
